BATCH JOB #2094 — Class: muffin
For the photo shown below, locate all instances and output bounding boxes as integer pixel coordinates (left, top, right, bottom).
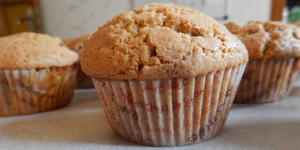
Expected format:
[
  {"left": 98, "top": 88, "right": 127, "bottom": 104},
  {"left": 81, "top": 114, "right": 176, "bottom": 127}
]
[
  {"left": 290, "top": 22, "right": 300, "bottom": 79},
  {"left": 0, "top": 32, "right": 79, "bottom": 116},
  {"left": 81, "top": 3, "right": 248, "bottom": 146},
  {"left": 225, "top": 21, "right": 300, "bottom": 103},
  {"left": 63, "top": 34, "right": 94, "bottom": 88}
]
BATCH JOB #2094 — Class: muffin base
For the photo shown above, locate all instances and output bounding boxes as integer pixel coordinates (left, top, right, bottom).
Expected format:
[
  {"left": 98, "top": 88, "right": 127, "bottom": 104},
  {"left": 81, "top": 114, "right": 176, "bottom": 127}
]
[
  {"left": 93, "top": 64, "right": 246, "bottom": 146},
  {"left": 76, "top": 66, "right": 94, "bottom": 89},
  {"left": 235, "top": 58, "right": 300, "bottom": 103},
  {"left": 0, "top": 66, "right": 77, "bottom": 116}
]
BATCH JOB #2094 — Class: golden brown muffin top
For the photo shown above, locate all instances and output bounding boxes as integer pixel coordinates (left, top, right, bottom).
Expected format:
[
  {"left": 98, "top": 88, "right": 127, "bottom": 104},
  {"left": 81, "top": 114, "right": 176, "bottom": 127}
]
[
  {"left": 81, "top": 3, "right": 248, "bottom": 80},
  {"left": 63, "top": 34, "right": 91, "bottom": 52},
  {"left": 225, "top": 21, "right": 300, "bottom": 60},
  {"left": 0, "top": 32, "right": 79, "bottom": 70}
]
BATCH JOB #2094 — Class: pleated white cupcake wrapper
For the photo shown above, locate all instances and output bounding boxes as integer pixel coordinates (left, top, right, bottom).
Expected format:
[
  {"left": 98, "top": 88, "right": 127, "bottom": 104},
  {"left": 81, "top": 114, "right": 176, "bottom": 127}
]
[
  {"left": 235, "top": 58, "right": 299, "bottom": 103},
  {"left": 93, "top": 64, "right": 246, "bottom": 146},
  {"left": 0, "top": 66, "right": 77, "bottom": 116}
]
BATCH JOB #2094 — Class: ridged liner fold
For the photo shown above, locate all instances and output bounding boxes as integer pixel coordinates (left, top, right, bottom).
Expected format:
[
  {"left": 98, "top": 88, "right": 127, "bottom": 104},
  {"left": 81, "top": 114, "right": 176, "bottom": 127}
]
[
  {"left": 76, "top": 64, "right": 94, "bottom": 89},
  {"left": 93, "top": 64, "right": 246, "bottom": 146},
  {"left": 235, "top": 58, "right": 300, "bottom": 103},
  {"left": 0, "top": 66, "right": 77, "bottom": 116}
]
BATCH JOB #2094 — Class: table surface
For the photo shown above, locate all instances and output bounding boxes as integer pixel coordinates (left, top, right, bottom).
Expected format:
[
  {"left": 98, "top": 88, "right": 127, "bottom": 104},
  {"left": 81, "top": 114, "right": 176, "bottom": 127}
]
[{"left": 0, "top": 80, "right": 300, "bottom": 150}]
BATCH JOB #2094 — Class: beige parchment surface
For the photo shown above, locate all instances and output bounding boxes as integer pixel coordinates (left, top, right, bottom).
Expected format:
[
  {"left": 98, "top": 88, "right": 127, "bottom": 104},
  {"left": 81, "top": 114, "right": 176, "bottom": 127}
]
[{"left": 0, "top": 80, "right": 299, "bottom": 150}]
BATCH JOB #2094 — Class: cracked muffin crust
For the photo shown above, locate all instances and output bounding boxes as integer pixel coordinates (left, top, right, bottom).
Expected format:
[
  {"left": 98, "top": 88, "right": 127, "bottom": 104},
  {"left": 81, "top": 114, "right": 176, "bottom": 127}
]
[
  {"left": 81, "top": 3, "right": 248, "bottom": 80},
  {"left": 0, "top": 32, "right": 79, "bottom": 70},
  {"left": 225, "top": 21, "right": 300, "bottom": 60}
]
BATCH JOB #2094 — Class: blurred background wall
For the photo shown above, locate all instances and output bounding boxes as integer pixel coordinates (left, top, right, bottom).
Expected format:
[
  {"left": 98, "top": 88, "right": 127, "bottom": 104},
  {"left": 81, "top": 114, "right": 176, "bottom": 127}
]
[
  {"left": 2, "top": 0, "right": 294, "bottom": 39},
  {"left": 39, "top": 0, "right": 132, "bottom": 39},
  {"left": 39, "top": 0, "right": 272, "bottom": 39}
]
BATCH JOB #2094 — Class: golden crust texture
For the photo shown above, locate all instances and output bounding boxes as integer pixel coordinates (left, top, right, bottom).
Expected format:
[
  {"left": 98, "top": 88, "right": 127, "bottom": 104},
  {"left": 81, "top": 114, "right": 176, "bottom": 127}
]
[
  {"left": 63, "top": 34, "right": 91, "bottom": 52},
  {"left": 81, "top": 3, "right": 248, "bottom": 80},
  {"left": 0, "top": 32, "right": 79, "bottom": 70},
  {"left": 225, "top": 21, "right": 300, "bottom": 60}
]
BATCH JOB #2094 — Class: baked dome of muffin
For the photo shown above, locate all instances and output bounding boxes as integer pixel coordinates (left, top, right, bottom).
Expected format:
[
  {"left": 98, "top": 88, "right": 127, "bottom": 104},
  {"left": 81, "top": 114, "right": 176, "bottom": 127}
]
[
  {"left": 63, "top": 34, "right": 91, "bottom": 52},
  {"left": 81, "top": 3, "right": 248, "bottom": 80},
  {"left": 0, "top": 32, "right": 79, "bottom": 70},
  {"left": 225, "top": 21, "right": 300, "bottom": 60}
]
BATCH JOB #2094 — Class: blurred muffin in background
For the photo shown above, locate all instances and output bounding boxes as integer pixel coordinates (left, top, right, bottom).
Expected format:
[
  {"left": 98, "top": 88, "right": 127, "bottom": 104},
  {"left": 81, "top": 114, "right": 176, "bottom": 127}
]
[
  {"left": 225, "top": 21, "right": 300, "bottom": 103},
  {"left": 0, "top": 32, "right": 79, "bottom": 116},
  {"left": 63, "top": 34, "right": 94, "bottom": 88}
]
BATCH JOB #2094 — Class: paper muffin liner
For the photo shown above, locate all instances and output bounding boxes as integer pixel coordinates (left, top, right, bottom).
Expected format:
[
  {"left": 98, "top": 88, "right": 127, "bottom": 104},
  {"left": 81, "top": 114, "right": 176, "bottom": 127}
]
[
  {"left": 93, "top": 64, "right": 246, "bottom": 146},
  {"left": 235, "top": 58, "right": 299, "bottom": 103},
  {"left": 76, "top": 64, "right": 94, "bottom": 89},
  {"left": 0, "top": 66, "right": 77, "bottom": 116},
  {"left": 294, "top": 58, "right": 300, "bottom": 80}
]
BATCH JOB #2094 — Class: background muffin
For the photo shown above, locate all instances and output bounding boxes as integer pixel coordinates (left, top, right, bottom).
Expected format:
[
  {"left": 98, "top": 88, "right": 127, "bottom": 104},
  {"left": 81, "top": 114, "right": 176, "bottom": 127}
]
[
  {"left": 0, "top": 32, "right": 79, "bottom": 116},
  {"left": 80, "top": 3, "right": 248, "bottom": 146},
  {"left": 63, "top": 34, "right": 94, "bottom": 88},
  {"left": 225, "top": 21, "right": 300, "bottom": 103}
]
